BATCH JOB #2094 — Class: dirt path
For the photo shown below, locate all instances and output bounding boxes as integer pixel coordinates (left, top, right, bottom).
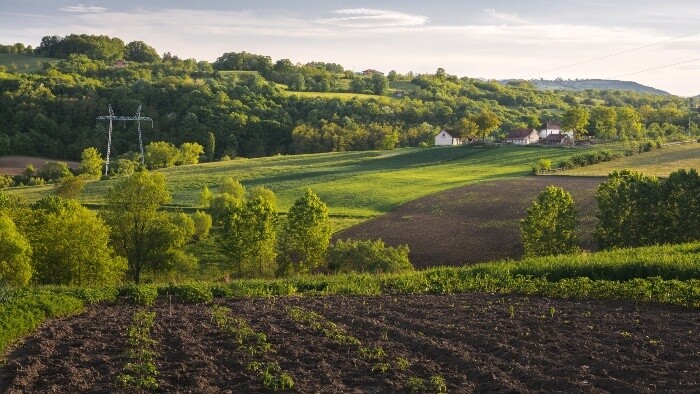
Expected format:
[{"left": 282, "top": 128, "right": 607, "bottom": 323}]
[{"left": 336, "top": 176, "right": 604, "bottom": 268}]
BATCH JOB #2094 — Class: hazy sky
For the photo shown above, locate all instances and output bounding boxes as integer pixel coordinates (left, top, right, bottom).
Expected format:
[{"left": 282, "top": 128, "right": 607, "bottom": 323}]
[{"left": 1, "top": 0, "right": 698, "bottom": 96}]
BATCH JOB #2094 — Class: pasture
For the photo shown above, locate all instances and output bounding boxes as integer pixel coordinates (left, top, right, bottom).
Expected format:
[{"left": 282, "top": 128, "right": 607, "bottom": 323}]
[
  {"left": 4, "top": 145, "right": 585, "bottom": 219},
  {"left": 0, "top": 54, "right": 57, "bottom": 72},
  {"left": 563, "top": 142, "right": 700, "bottom": 177}
]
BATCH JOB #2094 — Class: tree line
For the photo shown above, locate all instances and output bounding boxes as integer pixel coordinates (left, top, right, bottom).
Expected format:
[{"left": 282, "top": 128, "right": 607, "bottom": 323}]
[
  {"left": 0, "top": 34, "right": 696, "bottom": 162},
  {"left": 521, "top": 168, "right": 700, "bottom": 257}
]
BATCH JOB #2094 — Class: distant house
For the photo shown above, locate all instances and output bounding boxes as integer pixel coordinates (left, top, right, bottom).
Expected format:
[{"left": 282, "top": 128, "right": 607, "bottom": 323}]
[
  {"left": 505, "top": 128, "right": 539, "bottom": 145},
  {"left": 539, "top": 120, "right": 562, "bottom": 139},
  {"left": 434, "top": 129, "right": 474, "bottom": 146},
  {"left": 544, "top": 133, "right": 573, "bottom": 146},
  {"left": 362, "top": 69, "right": 384, "bottom": 76},
  {"left": 112, "top": 60, "right": 128, "bottom": 69}
]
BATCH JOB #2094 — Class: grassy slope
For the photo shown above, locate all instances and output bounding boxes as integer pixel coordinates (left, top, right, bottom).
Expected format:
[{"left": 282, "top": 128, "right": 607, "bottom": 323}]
[
  {"left": 564, "top": 143, "right": 700, "bottom": 177},
  {"left": 0, "top": 53, "right": 57, "bottom": 72},
  {"left": 6, "top": 145, "right": 583, "bottom": 217}
]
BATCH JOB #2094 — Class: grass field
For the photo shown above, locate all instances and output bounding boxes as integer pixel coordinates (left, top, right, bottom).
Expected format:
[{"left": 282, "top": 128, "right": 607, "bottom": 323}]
[
  {"left": 564, "top": 142, "right": 700, "bottom": 177},
  {"left": 0, "top": 53, "right": 57, "bottom": 72},
  {"left": 5, "top": 145, "right": 586, "bottom": 218},
  {"left": 281, "top": 90, "right": 387, "bottom": 101}
]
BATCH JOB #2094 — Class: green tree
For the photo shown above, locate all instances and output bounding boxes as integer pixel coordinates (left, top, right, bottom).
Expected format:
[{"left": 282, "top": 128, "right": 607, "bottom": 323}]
[
  {"left": 562, "top": 106, "right": 590, "bottom": 139},
  {"left": 38, "top": 161, "right": 72, "bottom": 182},
  {"left": 595, "top": 170, "right": 661, "bottom": 249},
  {"left": 616, "top": 107, "right": 643, "bottom": 140},
  {"left": 192, "top": 210, "right": 212, "bottom": 240},
  {"left": 219, "top": 176, "right": 246, "bottom": 199},
  {"left": 199, "top": 186, "right": 213, "bottom": 208},
  {"left": 590, "top": 106, "right": 617, "bottom": 139},
  {"left": 103, "top": 171, "right": 190, "bottom": 283},
  {"left": 78, "top": 147, "right": 104, "bottom": 178},
  {"left": 520, "top": 186, "right": 579, "bottom": 257},
  {"left": 247, "top": 186, "right": 277, "bottom": 211},
  {"left": 124, "top": 40, "right": 160, "bottom": 63},
  {"left": 0, "top": 213, "right": 32, "bottom": 286},
  {"left": 278, "top": 189, "right": 331, "bottom": 275},
  {"left": 178, "top": 142, "right": 204, "bottom": 165},
  {"left": 370, "top": 73, "right": 389, "bottom": 95},
  {"left": 54, "top": 176, "right": 85, "bottom": 199},
  {"left": 144, "top": 141, "right": 180, "bottom": 169},
  {"left": 223, "top": 197, "right": 277, "bottom": 278},
  {"left": 206, "top": 132, "right": 216, "bottom": 162},
  {"left": 472, "top": 109, "right": 502, "bottom": 139},
  {"left": 660, "top": 169, "right": 700, "bottom": 244},
  {"left": 31, "top": 200, "right": 126, "bottom": 286}
]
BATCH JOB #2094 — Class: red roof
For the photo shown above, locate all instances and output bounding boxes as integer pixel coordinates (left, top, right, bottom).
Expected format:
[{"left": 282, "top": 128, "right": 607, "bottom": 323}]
[
  {"left": 545, "top": 134, "right": 568, "bottom": 141},
  {"left": 506, "top": 128, "right": 537, "bottom": 139}
]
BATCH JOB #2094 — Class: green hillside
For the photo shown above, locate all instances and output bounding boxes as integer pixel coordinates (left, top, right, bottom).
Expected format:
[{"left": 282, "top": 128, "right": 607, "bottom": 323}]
[
  {"left": 0, "top": 53, "right": 57, "bottom": 72},
  {"left": 6, "top": 144, "right": 586, "bottom": 218},
  {"left": 517, "top": 78, "right": 670, "bottom": 95}
]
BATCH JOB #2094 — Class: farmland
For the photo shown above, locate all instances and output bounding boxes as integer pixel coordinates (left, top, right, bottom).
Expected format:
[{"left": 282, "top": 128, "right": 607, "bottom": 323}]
[
  {"left": 0, "top": 156, "right": 80, "bottom": 176},
  {"left": 2, "top": 240, "right": 700, "bottom": 392},
  {"left": 1, "top": 288, "right": 698, "bottom": 392},
  {"left": 337, "top": 175, "right": 603, "bottom": 267},
  {"left": 4, "top": 144, "right": 585, "bottom": 218}
]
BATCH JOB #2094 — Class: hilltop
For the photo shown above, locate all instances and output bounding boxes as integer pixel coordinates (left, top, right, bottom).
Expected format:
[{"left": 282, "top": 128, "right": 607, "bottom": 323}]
[{"left": 514, "top": 78, "right": 670, "bottom": 95}]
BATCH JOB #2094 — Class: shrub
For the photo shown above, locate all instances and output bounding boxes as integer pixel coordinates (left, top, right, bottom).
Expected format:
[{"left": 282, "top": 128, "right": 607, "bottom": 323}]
[
  {"left": 328, "top": 239, "right": 413, "bottom": 274},
  {"left": 167, "top": 283, "right": 213, "bottom": 304},
  {"left": 120, "top": 285, "right": 159, "bottom": 306}
]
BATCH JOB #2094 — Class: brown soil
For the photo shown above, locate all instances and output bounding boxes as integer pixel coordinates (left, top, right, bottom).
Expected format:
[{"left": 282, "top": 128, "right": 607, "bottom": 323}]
[
  {"left": 2, "top": 295, "right": 698, "bottom": 393},
  {"left": 0, "top": 156, "right": 80, "bottom": 176},
  {"left": 336, "top": 176, "right": 604, "bottom": 268}
]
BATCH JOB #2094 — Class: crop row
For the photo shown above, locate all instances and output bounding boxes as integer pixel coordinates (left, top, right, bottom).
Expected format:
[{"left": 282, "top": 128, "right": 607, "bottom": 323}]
[
  {"left": 287, "top": 306, "right": 447, "bottom": 393},
  {"left": 116, "top": 309, "right": 159, "bottom": 390},
  {"left": 210, "top": 305, "right": 294, "bottom": 391}
]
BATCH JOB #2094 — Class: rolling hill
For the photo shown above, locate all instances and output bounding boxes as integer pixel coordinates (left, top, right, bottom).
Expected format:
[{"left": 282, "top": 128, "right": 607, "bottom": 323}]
[{"left": 504, "top": 78, "right": 670, "bottom": 95}]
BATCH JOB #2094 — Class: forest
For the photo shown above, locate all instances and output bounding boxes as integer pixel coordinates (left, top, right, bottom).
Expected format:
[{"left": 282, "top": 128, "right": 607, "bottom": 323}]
[{"left": 0, "top": 33, "right": 697, "bottom": 162}]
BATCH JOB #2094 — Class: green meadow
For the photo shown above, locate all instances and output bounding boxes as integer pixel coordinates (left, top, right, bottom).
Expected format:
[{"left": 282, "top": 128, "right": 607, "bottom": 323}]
[
  {"left": 563, "top": 142, "right": 700, "bottom": 177},
  {"left": 6, "top": 144, "right": 585, "bottom": 219},
  {"left": 0, "top": 53, "right": 57, "bottom": 72}
]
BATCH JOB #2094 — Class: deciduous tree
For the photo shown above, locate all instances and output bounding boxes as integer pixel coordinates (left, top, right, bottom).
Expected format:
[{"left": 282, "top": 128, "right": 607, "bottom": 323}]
[
  {"left": 0, "top": 213, "right": 32, "bottom": 286},
  {"left": 520, "top": 186, "right": 578, "bottom": 257},
  {"left": 277, "top": 189, "right": 331, "bottom": 275}
]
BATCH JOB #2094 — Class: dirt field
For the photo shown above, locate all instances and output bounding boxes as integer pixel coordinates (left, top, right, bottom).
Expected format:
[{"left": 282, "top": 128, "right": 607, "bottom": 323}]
[
  {"left": 336, "top": 176, "right": 605, "bottom": 268},
  {"left": 1, "top": 295, "right": 698, "bottom": 393},
  {"left": 0, "top": 156, "right": 80, "bottom": 176}
]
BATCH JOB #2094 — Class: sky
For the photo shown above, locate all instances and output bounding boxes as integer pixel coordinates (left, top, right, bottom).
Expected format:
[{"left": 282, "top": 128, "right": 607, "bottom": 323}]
[{"left": 1, "top": 0, "right": 698, "bottom": 96}]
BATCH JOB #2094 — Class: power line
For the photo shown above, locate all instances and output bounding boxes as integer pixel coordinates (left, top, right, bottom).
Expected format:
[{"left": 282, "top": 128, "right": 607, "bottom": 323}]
[
  {"left": 611, "top": 58, "right": 699, "bottom": 79},
  {"left": 523, "top": 30, "right": 700, "bottom": 78}
]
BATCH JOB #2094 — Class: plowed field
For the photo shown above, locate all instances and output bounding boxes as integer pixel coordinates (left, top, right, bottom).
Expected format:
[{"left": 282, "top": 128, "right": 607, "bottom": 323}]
[
  {"left": 2, "top": 295, "right": 698, "bottom": 393},
  {"left": 336, "top": 176, "right": 604, "bottom": 268}
]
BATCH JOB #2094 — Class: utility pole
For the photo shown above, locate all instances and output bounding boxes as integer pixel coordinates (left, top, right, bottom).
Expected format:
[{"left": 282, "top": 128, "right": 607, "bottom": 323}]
[{"left": 97, "top": 104, "right": 153, "bottom": 175}]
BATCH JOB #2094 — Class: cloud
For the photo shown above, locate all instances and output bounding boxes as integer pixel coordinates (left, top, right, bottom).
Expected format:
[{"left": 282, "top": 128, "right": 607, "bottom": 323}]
[
  {"left": 60, "top": 4, "right": 107, "bottom": 14},
  {"left": 484, "top": 9, "right": 530, "bottom": 25},
  {"left": 315, "top": 9, "right": 428, "bottom": 28}
]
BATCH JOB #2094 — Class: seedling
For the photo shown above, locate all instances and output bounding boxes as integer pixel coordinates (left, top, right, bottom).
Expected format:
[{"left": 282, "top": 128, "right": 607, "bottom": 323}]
[
  {"left": 431, "top": 375, "right": 448, "bottom": 393},
  {"left": 395, "top": 357, "right": 411, "bottom": 371}
]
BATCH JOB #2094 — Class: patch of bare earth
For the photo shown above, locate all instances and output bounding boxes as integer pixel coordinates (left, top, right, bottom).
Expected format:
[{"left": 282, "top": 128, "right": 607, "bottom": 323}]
[
  {"left": 3, "top": 295, "right": 698, "bottom": 393},
  {"left": 0, "top": 156, "right": 79, "bottom": 176},
  {"left": 336, "top": 176, "right": 604, "bottom": 268}
]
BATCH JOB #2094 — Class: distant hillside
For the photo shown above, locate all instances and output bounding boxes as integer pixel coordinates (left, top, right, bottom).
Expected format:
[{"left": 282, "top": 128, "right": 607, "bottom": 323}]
[{"left": 504, "top": 79, "right": 670, "bottom": 95}]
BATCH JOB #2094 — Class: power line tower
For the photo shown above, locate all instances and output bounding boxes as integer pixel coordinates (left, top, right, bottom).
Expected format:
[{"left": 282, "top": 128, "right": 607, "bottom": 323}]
[{"left": 96, "top": 104, "right": 153, "bottom": 175}]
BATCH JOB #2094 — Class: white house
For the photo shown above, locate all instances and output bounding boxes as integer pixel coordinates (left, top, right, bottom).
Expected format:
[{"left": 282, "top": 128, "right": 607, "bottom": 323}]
[
  {"left": 539, "top": 120, "right": 562, "bottom": 139},
  {"left": 435, "top": 129, "right": 472, "bottom": 146},
  {"left": 505, "top": 128, "right": 539, "bottom": 145}
]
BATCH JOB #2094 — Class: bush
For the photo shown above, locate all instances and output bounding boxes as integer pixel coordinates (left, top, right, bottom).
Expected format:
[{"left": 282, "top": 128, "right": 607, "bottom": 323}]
[
  {"left": 166, "top": 283, "right": 213, "bottom": 304},
  {"left": 120, "top": 285, "right": 159, "bottom": 306},
  {"left": 328, "top": 239, "right": 413, "bottom": 274}
]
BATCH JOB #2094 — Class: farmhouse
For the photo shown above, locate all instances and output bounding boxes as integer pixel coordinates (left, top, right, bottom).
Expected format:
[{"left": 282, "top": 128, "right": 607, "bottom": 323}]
[
  {"left": 539, "top": 120, "right": 562, "bottom": 139},
  {"left": 505, "top": 128, "right": 539, "bottom": 145},
  {"left": 544, "top": 133, "right": 573, "bottom": 146},
  {"left": 434, "top": 129, "right": 474, "bottom": 146}
]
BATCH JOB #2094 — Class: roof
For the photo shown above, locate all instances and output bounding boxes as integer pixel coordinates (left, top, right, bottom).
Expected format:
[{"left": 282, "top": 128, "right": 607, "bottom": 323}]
[
  {"left": 545, "top": 134, "right": 569, "bottom": 141},
  {"left": 544, "top": 120, "right": 562, "bottom": 129},
  {"left": 440, "top": 128, "right": 469, "bottom": 138},
  {"left": 506, "top": 128, "right": 537, "bottom": 139}
]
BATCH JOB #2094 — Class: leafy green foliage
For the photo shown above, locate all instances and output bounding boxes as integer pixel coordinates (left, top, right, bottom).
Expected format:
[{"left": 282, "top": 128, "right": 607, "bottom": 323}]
[
  {"left": 0, "top": 213, "right": 32, "bottom": 286},
  {"left": 120, "top": 285, "right": 159, "bottom": 306},
  {"left": 327, "top": 239, "right": 413, "bottom": 274},
  {"left": 223, "top": 196, "right": 277, "bottom": 278},
  {"left": 520, "top": 186, "right": 579, "bottom": 257},
  {"left": 278, "top": 189, "right": 331, "bottom": 275},
  {"left": 167, "top": 283, "right": 213, "bottom": 304},
  {"left": 30, "top": 200, "right": 126, "bottom": 286},
  {"left": 0, "top": 292, "right": 84, "bottom": 353},
  {"left": 54, "top": 176, "right": 85, "bottom": 199},
  {"left": 144, "top": 141, "right": 180, "bottom": 170},
  {"left": 77, "top": 147, "right": 104, "bottom": 178},
  {"left": 117, "top": 310, "right": 159, "bottom": 390},
  {"left": 192, "top": 210, "right": 212, "bottom": 240}
]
